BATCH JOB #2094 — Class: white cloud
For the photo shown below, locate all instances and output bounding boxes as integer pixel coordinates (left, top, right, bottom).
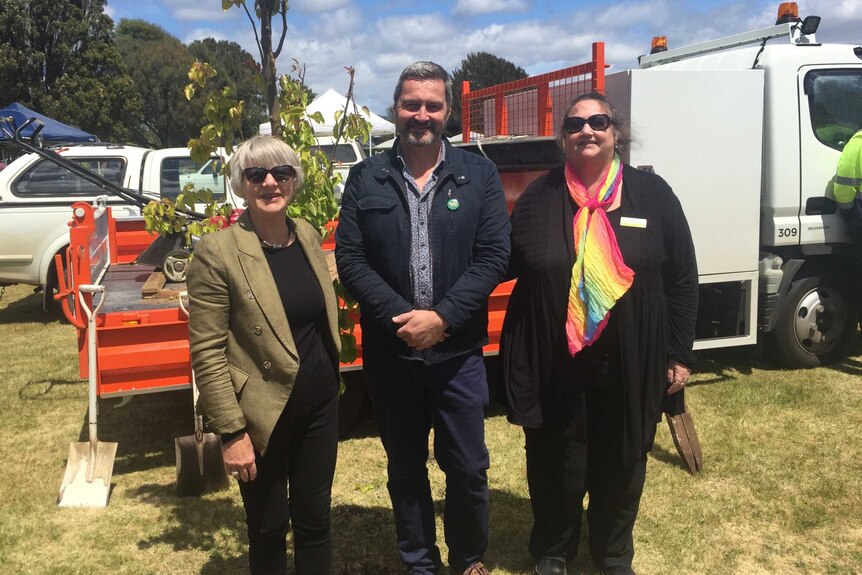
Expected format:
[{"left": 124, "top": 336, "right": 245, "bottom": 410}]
[
  {"left": 292, "top": 0, "right": 352, "bottom": 12},
  {"left": 593, "top": 0, "right": 671, "bottom": 29},
  {"left": 183, "top": 28, "right": 230, "bottom": 45},
  {"left": 799, "top": 0, "right": 862, "bottom": 43},
  {"left": 169, "top": 1, "right": 236, "bottom": 22},
  {"left": 196, "top": 0, "right": 862, "bottom": 121},
  {"left": 304, "top": 6, "right": 365, "bottom": 37},
  {"left": 453, "top": 0, "right": 530, "bottom": 16}
]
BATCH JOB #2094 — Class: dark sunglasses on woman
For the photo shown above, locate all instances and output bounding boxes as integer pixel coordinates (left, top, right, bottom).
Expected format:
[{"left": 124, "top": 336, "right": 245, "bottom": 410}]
[
  {"left": 564, "top": 113, "right": 612, "bottom": 134},
  {"left": 242, "top": 165, "right": 297, "bottom": 184}
]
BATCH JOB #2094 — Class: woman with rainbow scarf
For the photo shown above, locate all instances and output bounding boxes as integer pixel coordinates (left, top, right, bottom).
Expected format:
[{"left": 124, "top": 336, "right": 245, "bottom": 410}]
[{"left": 500, "top": 92, "right": 698, "bottom": 575}]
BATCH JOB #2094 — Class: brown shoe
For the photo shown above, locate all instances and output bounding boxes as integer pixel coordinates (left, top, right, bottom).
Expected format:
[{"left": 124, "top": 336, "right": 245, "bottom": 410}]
[{"left": 463, "top": 562, "right": 490, "bottom": 575}]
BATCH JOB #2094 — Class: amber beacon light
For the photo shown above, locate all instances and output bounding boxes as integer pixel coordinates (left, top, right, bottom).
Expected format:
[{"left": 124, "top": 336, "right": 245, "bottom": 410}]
[
  {"left": 775, "top": 2, "right": 799, "bottom": 24},
  {"left": 650, "top": 36, "right": 668, "bottom": 54}
]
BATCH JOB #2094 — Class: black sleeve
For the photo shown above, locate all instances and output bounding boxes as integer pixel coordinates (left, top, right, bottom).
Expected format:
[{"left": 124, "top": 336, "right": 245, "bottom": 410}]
[{"left": 660, "top": 180, "right": 699, "bottom": 367}]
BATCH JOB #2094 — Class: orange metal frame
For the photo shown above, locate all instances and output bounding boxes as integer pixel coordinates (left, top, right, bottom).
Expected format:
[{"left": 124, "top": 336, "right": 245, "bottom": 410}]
[
  {"left": 56, "top": 202, "right": 190, "bottom": 397},
  {"left": 461, "top": 42, "right": 605, "bottom": 142}
]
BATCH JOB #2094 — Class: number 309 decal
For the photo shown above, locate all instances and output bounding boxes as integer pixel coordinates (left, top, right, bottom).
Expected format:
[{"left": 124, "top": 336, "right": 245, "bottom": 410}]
[{"left": 777, "top": 227, "right": 798, "bottom": 238}]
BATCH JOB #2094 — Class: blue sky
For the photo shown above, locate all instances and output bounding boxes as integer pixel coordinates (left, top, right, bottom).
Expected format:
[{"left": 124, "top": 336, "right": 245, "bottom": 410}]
[{"left": 104, "top": 0, "right": 861, "bottom": 116}]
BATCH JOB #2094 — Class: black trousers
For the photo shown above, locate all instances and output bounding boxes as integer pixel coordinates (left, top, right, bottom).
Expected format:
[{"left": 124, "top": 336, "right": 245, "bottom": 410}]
[
  {"left": 238, "top": 393, "right": 339, "bottom": 575},
  {"left": 364, "top": 350, "right": 490, "bottom": 575},
  {"left": 524, "top": 393, "right": 648, "bottom": 570}
]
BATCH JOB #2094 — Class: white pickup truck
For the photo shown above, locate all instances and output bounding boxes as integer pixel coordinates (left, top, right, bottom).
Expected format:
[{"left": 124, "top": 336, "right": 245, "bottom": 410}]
[{"left": 0, "top": 144, "right": 241, "bottom": 307}]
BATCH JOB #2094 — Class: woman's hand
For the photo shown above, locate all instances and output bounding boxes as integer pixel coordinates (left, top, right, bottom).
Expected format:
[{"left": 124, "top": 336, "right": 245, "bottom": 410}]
[
  {"left": 222, "top": 432, "right": 258, "bottom": 482},
  {"left": 666, "top": 358, "right": 691, "bottom": 395}
]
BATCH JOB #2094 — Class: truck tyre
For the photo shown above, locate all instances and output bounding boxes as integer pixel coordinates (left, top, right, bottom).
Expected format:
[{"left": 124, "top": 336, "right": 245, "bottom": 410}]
[
  {"left": 43, "top": 253, "right": 62, "bottom": 313},
  {"left": 769, "top": 275, "right": 857, "bottom": 368}
]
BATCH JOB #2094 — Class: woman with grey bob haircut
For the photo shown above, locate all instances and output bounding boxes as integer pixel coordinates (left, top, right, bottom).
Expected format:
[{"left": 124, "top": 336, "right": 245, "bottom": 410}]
[
  {"left": 189, "top": 134, "right": 341, "bottom": 574},
  {"left": 229, "top": 134, "right": 305, "bottom": 195}
]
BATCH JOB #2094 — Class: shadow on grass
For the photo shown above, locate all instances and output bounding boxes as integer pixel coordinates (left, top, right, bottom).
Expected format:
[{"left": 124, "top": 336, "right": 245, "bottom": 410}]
[
  {"left": 132, "top": 481, "right": 404, "bottom": 575},
  {"left": 692, "top": 346, "right": 771, "bottom": 385},
  {"left": 18, "top": 379, "right": 82, "bottom": 400},
  {"left": 487, "top": 488, "right": 603, "bottom": 575},
  {"left": 649, "top": 441, "right": 690, "bottom": 474},
  {"left": 831, "top": 356, "right": 862, "bottom": 376},
  {"left": 133, "top": 482, "right": 249, "bottom": 573},
  {"left": 0, "top": 287, "right": 65, "bottom": 325},
  {"left": 64, "top": 390, "right": 195, "bottom": 475},
  {"left": 825, "top": 338, "right": 862, "bottom": 375}
]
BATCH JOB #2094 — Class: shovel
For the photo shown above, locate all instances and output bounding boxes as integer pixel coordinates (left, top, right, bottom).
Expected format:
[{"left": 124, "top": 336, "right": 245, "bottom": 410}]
[
  {"left": 58, "top": 284, "right": 118, "bottom": 507},
  {"left": 175, "top": 373, "right": 229, "bottom": 496},
  {"left": 175, "top": 292, "right": 229, "bottom": 497},
  {"left": 663, "top": 387, "right": 704, "bottom": 475}
]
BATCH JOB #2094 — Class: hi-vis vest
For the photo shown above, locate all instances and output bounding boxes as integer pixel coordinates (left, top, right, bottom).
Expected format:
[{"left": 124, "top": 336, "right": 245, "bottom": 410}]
[{"left": 834, "top": 130, "right": 862, "bottom": 209}]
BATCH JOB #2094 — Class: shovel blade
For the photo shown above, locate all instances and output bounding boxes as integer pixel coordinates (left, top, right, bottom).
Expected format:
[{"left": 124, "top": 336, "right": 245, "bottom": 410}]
[
  {"left": 666, "top": 409, "right": 703, "bottom": 475},
  {"left": 58, "top": 441, "right": 118, "bottom": 507},
  {"left": 175, "top": 432, "right": 229, "bottom": 497}
]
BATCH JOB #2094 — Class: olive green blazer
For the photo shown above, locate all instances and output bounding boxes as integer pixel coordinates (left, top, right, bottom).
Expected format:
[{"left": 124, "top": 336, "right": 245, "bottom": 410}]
[{"left": 187, "top": 210, "right": 340, "bottom": 455}]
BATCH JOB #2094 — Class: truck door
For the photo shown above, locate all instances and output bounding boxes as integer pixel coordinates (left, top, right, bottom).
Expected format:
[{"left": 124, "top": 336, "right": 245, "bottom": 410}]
[{"left": 798, "top": 66, "right": 862, "bottom": 245}]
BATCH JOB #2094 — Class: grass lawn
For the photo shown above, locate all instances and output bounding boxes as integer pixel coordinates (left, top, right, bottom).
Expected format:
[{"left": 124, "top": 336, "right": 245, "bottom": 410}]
[{"left": 1, "top": 282, "right": 861, "bottom": 574}]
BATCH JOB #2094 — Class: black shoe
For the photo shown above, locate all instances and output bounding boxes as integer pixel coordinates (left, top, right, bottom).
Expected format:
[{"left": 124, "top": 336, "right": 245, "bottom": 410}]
[{"left": 535, "top": 556, "right": 567, "bottom": 575}]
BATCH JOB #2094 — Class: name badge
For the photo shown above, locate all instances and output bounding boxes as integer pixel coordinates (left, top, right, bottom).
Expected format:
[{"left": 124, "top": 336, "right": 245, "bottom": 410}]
[{"left": 620, "top": 217, "right": 647, "bottom": 229}]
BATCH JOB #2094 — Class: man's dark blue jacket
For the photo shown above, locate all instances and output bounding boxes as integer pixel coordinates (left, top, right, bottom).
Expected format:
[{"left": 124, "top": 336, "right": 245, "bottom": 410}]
[{"left": 334, "top": 138, "right": 511, "bottom": 360}]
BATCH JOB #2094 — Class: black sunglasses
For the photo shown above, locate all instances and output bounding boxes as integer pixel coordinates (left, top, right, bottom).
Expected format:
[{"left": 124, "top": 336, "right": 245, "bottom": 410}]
[
  {"left": 563, "top": 114, "right": 612, "bottom": 134},
  {"left": 242, "top": 165, "right": 297, "bottom": 184}
]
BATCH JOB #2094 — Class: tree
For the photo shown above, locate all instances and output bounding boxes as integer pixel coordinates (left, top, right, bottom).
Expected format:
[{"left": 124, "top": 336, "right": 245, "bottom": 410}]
[
  {"left": 0, "top": 0, "right": 143, "bottom": 142},
  {"left": 449, "top": 52, "right": 528, "bottom": 136},
  {"left": 116, "top": 19, "right": 203, "bottom": 147},
  {"left": 188, "top": 38, "right": 268, "bottom": 139},
  {"left": 222, "top": 0, "right": 288, "bottom": 136}
]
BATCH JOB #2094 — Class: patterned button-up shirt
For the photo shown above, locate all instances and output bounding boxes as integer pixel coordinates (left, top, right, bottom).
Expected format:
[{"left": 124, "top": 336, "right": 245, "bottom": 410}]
[{"left": 396, "top": 142, "right": 457, "bottom": 364}]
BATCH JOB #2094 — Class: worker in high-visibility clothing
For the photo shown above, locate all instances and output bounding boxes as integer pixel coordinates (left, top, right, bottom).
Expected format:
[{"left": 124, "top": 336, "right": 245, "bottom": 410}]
[
  {"left": 835, "top": 130, "right": 862, "bottom": 226},
  {"left": 835, "top": 130, "right": 862, "bottom": 332}
]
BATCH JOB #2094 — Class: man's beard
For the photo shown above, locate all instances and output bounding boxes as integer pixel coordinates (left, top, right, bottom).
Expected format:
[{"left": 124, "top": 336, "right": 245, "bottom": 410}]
[{"left": 400, "top": 119, "right": 441, "bottom": 147}]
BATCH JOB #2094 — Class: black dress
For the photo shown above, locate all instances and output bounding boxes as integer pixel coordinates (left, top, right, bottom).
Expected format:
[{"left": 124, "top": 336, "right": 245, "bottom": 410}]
[{"left": 501, "top": 163, "right": 698, "bottom": 468}]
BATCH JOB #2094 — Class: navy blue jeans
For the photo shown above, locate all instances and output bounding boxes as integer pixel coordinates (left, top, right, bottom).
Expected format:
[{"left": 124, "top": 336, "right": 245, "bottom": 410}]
[{"left": 364, "top": 350, "right": 490, "bottom": 575}]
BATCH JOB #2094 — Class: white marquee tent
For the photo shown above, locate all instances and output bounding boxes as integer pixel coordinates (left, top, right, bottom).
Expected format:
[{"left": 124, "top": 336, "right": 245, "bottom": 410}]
[{"left": 259, "top": 88, "right": 395, "bottom": 137}]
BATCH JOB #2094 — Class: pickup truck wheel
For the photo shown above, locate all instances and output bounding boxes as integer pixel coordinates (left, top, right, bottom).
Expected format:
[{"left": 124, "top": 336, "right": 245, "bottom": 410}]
[
  {"left": 43, "top": 256, "right": 61, "bottom": 313},
  {"left": 769, "top": 276, "right": 857, "bottom": 368}
]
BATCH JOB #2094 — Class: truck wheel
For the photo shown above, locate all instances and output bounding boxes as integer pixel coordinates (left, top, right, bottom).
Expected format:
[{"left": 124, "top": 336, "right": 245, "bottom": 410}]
[
  {"left": 769, "top": 276, "right": 857, "bottom": 368},
  {"left": 44, "top": 261, "right": 58, "bottom": 312}
]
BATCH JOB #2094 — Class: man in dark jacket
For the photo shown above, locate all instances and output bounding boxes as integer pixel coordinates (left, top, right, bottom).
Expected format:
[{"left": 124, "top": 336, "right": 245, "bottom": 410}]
[{"left": 335, "top": 61, "right": 510, "bottom": 575}]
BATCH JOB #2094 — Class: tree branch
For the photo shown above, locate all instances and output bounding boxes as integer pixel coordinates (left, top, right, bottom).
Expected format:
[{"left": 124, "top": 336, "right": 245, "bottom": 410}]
[
  {"left": 243, "top": 2, "right": 264, "bottom": 66},
  {"left": 274, "top": 1, "right": 288, "bottom": 57}
]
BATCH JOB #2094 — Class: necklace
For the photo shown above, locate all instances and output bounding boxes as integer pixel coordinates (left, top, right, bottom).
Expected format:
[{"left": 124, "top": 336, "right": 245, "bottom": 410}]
[{"left": 259, "top": 230, "right": 293, "bottom": 249}]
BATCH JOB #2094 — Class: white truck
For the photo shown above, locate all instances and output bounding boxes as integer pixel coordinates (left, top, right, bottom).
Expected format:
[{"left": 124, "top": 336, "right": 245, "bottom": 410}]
[
  {"left": 0, "top": 143, "right": 241, "bottom": 308},
  {"left": 460, "top": 8, "right": 862, "bottom": 367}
]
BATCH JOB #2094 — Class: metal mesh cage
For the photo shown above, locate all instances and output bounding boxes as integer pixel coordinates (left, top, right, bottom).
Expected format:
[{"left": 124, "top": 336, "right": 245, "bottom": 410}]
[{"left": 461, "top": 43, "right": 606, "bottom": 142}]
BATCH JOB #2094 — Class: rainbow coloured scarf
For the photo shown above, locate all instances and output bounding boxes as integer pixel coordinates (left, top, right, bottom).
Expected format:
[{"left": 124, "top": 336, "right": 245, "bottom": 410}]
[{"left": 565, "top": 155, "right": 634, "bottom": 356}]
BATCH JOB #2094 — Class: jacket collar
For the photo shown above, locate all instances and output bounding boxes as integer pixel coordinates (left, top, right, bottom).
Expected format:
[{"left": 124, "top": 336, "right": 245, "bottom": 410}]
[{"left": 373, "top": 137, "right": 472, "bottom": 189}]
